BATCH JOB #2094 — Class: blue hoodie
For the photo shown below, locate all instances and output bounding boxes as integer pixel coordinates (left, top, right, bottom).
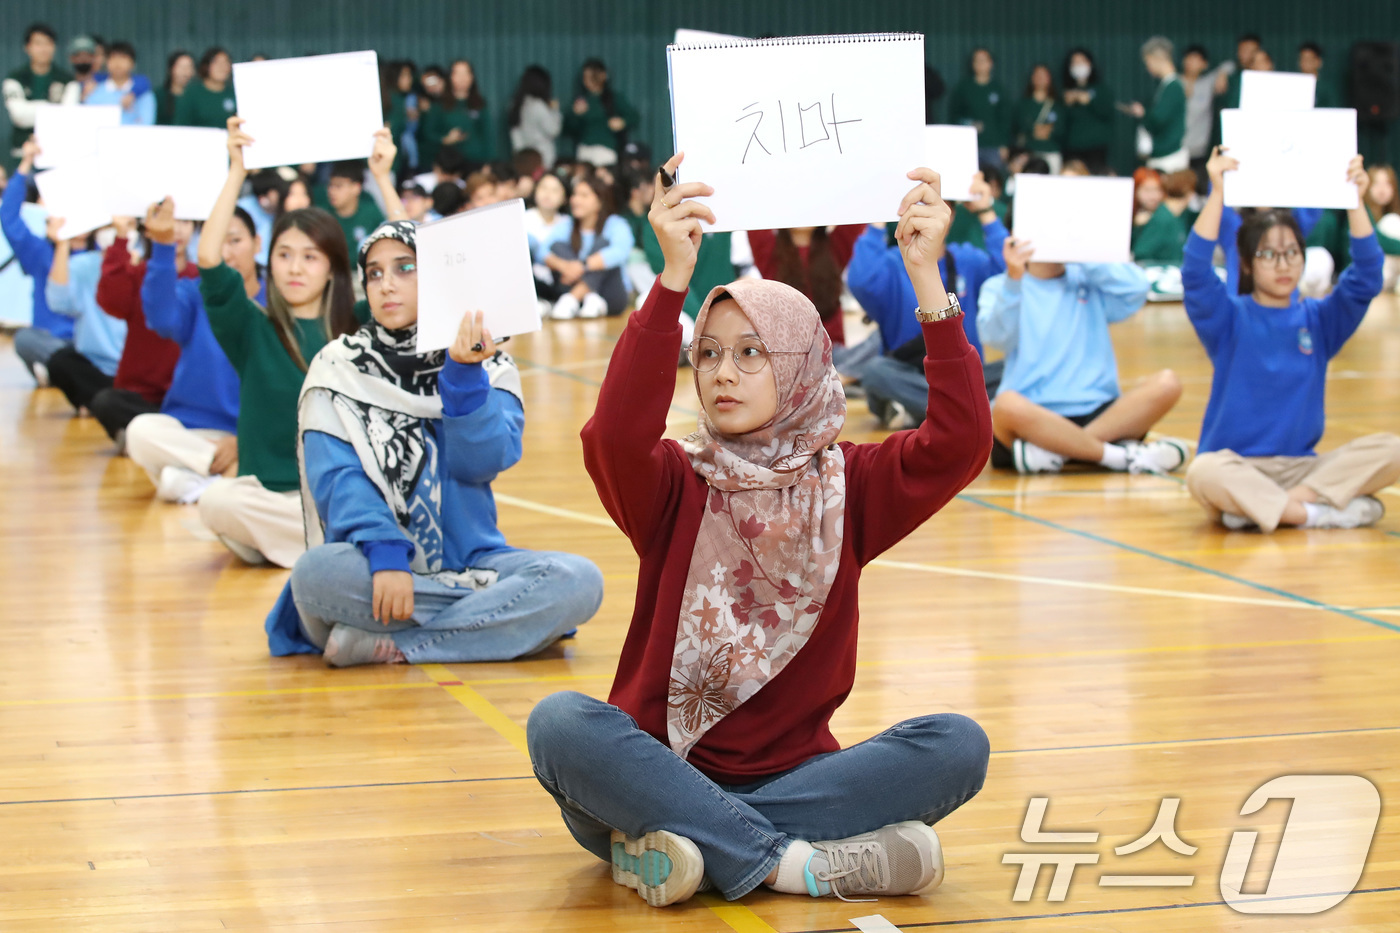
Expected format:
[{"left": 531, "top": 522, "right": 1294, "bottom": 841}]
[
  {"left": 1181, "top": 229, "right": 1383, "bottom": 456},
  {"left": 978, "top": 263, "right": 1150, "bottom": 416},
  {"left": 141, "top": 242, "right": 246, "bottom": 432},
  {"left": 1, "top": 171, "right": 71, "bottom": 339}
]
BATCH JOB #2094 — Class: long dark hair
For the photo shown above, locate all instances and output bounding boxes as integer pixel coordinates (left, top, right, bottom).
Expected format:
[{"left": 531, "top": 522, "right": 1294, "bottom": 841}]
[
  {"left": 568, "top": 173, "right": 615, "bottom": 254},
  {"left": 264, "top": 208, "right": 358, "bottom": 371},
  {"left": 771, "top": 229, "right": 843, "bottom": 320},
  {"left": 1236, "top": 209, "right": 1304, "bottom": 295},
  {"left": 1062, "top": 47, "right": 1100, "bottom": 88},
  {"left": 197, "top": 46, "right": 228, "bottom": 81},
  {"left": 579, "top": 57, "right": 617, "bottom": 116},
  {"left": 164, "top": 49, "right": 192, "bottom": 92},
  {"left": 1024, "top": 63, "right": 1057, "bottom": 98},
  {"left": 509, "top": 64, "right": 553, "bottom": 129},
  {"left": 442, "top": 58, "right": 486, "bottom": 112}
]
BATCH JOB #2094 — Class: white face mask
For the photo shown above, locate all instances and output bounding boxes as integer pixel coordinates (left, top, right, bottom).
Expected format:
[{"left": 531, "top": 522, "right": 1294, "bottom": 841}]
[{"left": 1070, "top": 62, "right": 1092, "bottom": 83}]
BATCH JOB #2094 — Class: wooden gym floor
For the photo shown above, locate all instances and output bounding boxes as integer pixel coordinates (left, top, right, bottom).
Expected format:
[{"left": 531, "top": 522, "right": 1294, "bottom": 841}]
[{"left": 0, "top": 293, "right": 1397, "bottom": 932}]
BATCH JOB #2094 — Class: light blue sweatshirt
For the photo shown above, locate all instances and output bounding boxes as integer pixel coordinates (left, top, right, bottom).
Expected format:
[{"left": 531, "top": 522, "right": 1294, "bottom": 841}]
[
  {"left": 84, "top": 77, "right": 156, "bottom": 126},
  {"left": 978, "top": 263, "right": 1150, "bottom": 416},
  {"left": 536, "top": 214, "right": 635, "bottom": 267},
  {"left": 44, "top": 250, "right": 126, "bottom": 376}
]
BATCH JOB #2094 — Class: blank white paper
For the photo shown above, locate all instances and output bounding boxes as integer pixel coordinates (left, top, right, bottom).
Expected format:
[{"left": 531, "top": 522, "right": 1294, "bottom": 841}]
[
  {"left": 1011, "top": 174, "right": 1134, "bottom": 263},
  {"left": 96, "top": 126, "right": 228, "bottom": 220},
  {"left": 233, "top": 51, "right": 383, "bottom": 170},
  {"left": 1221, "top": 108, "right": 1358, "bottom": 209},
  {"left": 1238, "top": 71, "right": 1316, "bottom": 111},
  {"left": 34, "top": 158, "right": 112, "bottom": 239},
  {"left": 668, "top": 34, "right": 926, "bottom": 231},
  {"left": 415, "top": 199, "right": 541, "bottom": 353},
  {"left": 34, "top": 104, "right": 121, "bottom": 169},
  {"left": 924, "top": 125, "right": 980, "bottom": 201}
]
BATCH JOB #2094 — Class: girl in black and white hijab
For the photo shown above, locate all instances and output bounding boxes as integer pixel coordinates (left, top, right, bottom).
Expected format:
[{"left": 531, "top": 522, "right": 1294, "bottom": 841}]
[{"left": 269, "top": 219, "right": 604, "bottom": 666}]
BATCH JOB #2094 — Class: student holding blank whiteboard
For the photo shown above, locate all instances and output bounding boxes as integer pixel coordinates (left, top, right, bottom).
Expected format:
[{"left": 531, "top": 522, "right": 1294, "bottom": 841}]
[
  {"left": 266, "top": 219, "right": 603, "bottom": 664},
  {"left": 1182, "top": 147, "right": 1400, "bottom": 532}
]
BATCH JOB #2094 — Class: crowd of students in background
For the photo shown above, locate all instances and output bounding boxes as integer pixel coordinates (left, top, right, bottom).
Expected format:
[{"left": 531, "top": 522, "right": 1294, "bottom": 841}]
[{"left": 1, "top": 18, "right": 1398, "bottom": 657}]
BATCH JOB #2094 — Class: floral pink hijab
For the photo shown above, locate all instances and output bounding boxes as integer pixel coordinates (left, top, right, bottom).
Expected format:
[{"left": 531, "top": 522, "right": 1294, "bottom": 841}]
[{"left": 669, "top": 279, "right": 847, "bottom": 759}]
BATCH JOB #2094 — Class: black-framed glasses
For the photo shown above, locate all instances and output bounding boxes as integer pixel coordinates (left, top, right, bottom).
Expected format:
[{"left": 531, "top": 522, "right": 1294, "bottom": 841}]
[
  {"left": 1254, "top": 246, "right": 1303, "bottom": 266},
  {"left": 687, "top": 336, "right": 801, "bottom": 374}
]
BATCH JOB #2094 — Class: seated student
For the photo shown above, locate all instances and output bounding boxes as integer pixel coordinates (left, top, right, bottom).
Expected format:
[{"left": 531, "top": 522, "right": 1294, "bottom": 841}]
[
  {"left": 944, "top": 163, "right": 1010, "bottom": 250},
  {"left": 525, "top": 172, "right": 571, "bottom": 314},
  {"left": 84, "top": 216, "right": 189, "bottom": 445},
  {"left": 43, "top": 219, "right": 130, "bottom": 416},
  {"left": 1362, "top": 164, "right": 1400, "bottom": 292},
  {"left": 0, "top": 164, "right": 42, "bottom": 330},
  {"left": 850, "top": 174, "right": 1008, "bottom": 427},
  {"left": 528, "top": 158, "right": 991, "bottom": 908},
  {"left": 126, "top": 197, "right": 249, "bottom": 503},
  {"left": 1132, "top": 167, "right": 1192, "bottom": 301},
  {"left": 428, "top": 180, "right": 465, "bottom": 221},
  {"left": 538, "top": 171, "right": 634, "bottom": 319},
  {"left": 269, "top": 221, "right": 605, "bottom": 666},
  {"left": 194, "top": 117, "right": 372, "bottom": 568},
  {"left": 316, "top": 161, "right": 385, "bottom": 257},
  {"left": 412, "top": 145, "right": 466, "bottom": 197},
  {"left": 6, "top": 139, "right": 75, "bottom": 383},
  {"left": 747, "top": 223, "right": 865, "bottom": 347},
  {"left": 1183, "top": 148, "right": 1400, "bottom": 531},
  {"left": 978, "top": 237, "right": 1189, "bottom": 475},
  {"left": 463, "top": 169, "right": 498, "bottom": 210},
  {"left": 82, "top": 41, "right": 154, "bottom": 125},
  {"left": 397, "top": 181, "right": 432, "bottom": 223}
]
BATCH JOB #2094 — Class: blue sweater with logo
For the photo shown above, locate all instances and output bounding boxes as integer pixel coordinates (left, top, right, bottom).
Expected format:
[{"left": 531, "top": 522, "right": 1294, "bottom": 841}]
[{"left": 1181, "top": 230, "right": 1383, "bottom": 456}]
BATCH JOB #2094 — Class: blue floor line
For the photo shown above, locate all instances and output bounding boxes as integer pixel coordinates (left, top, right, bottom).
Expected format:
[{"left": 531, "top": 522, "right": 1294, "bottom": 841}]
[{"left": 957, "top": 494, "right": 1400, "bottom": 634}]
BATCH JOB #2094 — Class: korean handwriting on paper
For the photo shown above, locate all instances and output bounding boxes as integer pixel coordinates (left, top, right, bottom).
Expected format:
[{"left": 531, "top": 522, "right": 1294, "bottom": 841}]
[{"left": 736, "top": 94, "right": 863, "bottom": 164}]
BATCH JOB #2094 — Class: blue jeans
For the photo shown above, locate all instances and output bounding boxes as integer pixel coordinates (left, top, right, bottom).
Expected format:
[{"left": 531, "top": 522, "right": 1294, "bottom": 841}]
[
  {"left": 831, "top": 332, "right": 882, "bottom": 381},
  {"left": 13, "top": 327, "right": 70, "bottom": 378},
  {"left": 290, "top": 542, "right": 603, "bottom": 662},
  {"left": 527, "top": 691, "right": 990, "bottom": 900}
]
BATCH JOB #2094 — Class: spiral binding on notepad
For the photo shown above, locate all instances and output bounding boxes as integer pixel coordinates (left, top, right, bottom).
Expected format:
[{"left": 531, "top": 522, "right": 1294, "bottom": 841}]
[{"left": 669, "top": 33, "right": 922, "bottom": 52}]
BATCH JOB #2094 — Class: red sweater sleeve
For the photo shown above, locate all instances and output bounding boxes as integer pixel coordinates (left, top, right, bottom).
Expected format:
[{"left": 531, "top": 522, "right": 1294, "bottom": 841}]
[
  {"left": 580, "top": 279, "right": 690, "bottom": 555},
  {"left": 96, "top": 239, "right": 142, "bottom": 322},
  {"left": 846, "top": 317, "right": 992, "bottom": 564}
]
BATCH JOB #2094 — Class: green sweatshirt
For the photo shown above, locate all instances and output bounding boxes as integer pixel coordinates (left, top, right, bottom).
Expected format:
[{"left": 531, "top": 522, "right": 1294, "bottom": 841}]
[
  {"left": 946, "top": 200, "right": 1008, "bottom": 250},
  {"left": 563, "top": 90, "right": 639, "bottom": 152},
  {"left": 175, "top": 80, "right": 237, "bottom": 129},
  {"left": 1306, "top": 209, "right": 1351, "bottom": 270},
  {"left": 1063, "top": 83, "right": 1115, "bottom": 151},
  {"left": 200, "top": 264, "right": 368, "bottom": 491},
  {"left": 423, "top": 97, "right": 495, "bottom": 166},
  {"left": 6, "top": 65, "right": 72, "bottom": 151},
  {"left": 1014, "top": 96, "right": 1065, "bottom": 153},
  {"left": 1131, "top": 204, "right": 1188, "bottom": 263},
  {"left": 949, "top": 77, "right": 1011, "bottom": 148},
  {"left": 1143, "top": 75, "right": 1186, "bottom": 158},
  {"left": 153, "top": 86, "right": 181, "bottom": 126},
  {"left": 643, "top": 226, "right": 733, "bottom": 322}
]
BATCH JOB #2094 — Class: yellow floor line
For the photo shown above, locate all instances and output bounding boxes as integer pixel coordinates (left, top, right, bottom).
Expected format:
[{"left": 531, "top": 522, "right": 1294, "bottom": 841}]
[{"left": 697, "top": 894, "right": 780, "bottom": 932}]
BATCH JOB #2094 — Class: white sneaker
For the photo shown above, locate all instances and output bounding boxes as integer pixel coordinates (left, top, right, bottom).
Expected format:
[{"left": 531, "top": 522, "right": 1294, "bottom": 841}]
[
  {"left": 579, "top": 292, "right": 608, "bottom": 318},
  {"left": 157, "top": 465, "right": 216, "bottom": 504},
  {"left": 1012, "top": 439, "right": 1065, "bottom": 474},
  {"left": 1123, "top": 437, "right": 1190, "bottom": 475},
  {"left": 609, "top": 829, "right": 705, "bottom": 907},
  {"left": 550, "top": 294, "right": 581, "bottom": 320},
  {"left": 32, "top": 362, "right": 49, "bottom": 387},
  {"left": 215, "top": 533, "right": 267, "bottom": 565},
  {"left": 806, "top": 822, "right": 945, "bottom": 901},
  {"left": 1221, "top": 513, "right": 1256, "bottom": 531},
  {"left": 1307, "top": 496, "right": 1385, "bottom": 529},
  {"left": 536, "top": 298, "right": 553, "bottom": 320}
]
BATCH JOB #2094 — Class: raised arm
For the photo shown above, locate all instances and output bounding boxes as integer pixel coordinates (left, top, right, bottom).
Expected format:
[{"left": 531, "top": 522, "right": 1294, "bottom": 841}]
[
  {"left": 1345, "top": 155, "right": 1375, "bottom": 239},
  {"left": 141, "top": 198, "right": 197, "bottom": 344},
  {"left": 198, "top": 116, "right": 249, "bottom": 270},
  {"left": 367, "top": 128, "right": 407, "bottom": 222},
  {"left": 1315, "top": 159, "right": 1384, "bottom": 355},
  {"left": 95, "top": 218, "right": 142, "bottom": 322},
  {"left": 580, "top": 153, "right": 714, "bottom": 550},
  {"left": 439, "top": 312, "right": 525, "bottom": 483},
  {"left": 1, "top": 138, "right": 53, "bottom": 277},
  {"left": 1191, "top": 146, "right": 1237, "bottom": 243}
]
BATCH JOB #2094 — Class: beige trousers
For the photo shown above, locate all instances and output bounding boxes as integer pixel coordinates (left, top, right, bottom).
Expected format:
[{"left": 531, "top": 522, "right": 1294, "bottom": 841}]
[
  {"left": 1186, "top": 433, "right": 1400, "bottom": 532},
  {"left": 125, "top": 413, "right": 232, "bottom": 487},
  {"left": 198, "top": 475, "right": 306, "bottom": 568}
]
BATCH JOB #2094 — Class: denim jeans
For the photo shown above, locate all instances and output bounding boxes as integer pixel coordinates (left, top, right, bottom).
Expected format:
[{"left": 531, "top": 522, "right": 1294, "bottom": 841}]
[
  {"left": 864, "top": 356, "right": 1004, "bottom": 422},
  {"left": 290, "top": 542, "right": 604, "bottom": 662},
  {"left": 12, "top": 327, "right": 70, "bottom": 377},
  {"left": 527, "top": 691, "right": 990, "bottom": 900},
  {"left": 831, "top": 332, "right": 882, "bottom": 381}
]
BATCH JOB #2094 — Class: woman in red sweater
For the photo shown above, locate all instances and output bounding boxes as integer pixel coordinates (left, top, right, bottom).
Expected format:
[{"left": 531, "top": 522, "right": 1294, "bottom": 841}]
[
  {"left": 527, "top": 155, "right": 993, "bottom": 907},
  {"left": 747, "top": 223, "right": 864, "bottom": 346}
]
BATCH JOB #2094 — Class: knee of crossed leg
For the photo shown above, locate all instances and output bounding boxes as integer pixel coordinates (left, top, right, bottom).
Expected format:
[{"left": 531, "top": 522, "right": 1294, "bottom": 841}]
[
  {"left": 526, "top": 690, "right": 598, "bottom": 769},
  {"left": 1374, "top": 433, "right": 1400, "bottom": 473},
  {"left": 942, "top": 713, "right": 991, "bottom": 790},
  {"left": 289, "top": 543, "right": 362, "bottom": 609},
  {"left": 1154, "top": 368, "right": 1183, "bottom": 404}
]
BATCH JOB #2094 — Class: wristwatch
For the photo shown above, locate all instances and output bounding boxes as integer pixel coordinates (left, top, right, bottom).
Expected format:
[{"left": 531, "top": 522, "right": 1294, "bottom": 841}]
[{"left": 915, "top": 292, "right": 963, "bottom": 323}]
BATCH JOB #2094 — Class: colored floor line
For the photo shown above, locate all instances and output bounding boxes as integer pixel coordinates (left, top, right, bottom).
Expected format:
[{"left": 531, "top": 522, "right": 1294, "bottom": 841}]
[
  {"left": 795, "top": 884, "right": 1400, "bottom": 931},
  {"left": 957, "top": 494, "right": 1400, "bottom": 634},
  {"left": 0, "top": 774, "right": 534, "bottom": 808}
]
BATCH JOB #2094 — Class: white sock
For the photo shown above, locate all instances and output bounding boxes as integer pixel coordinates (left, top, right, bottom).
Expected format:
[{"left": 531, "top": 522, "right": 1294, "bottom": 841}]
[
  {"left": 1098, "top": 442, "right": 1129, "bottom": 471},
  {"left": 1301, "top": 501, "right": 1327, "bottom": 528},
  {"left": 767, "top": 840, "right": 827, "bottom": 896}
]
